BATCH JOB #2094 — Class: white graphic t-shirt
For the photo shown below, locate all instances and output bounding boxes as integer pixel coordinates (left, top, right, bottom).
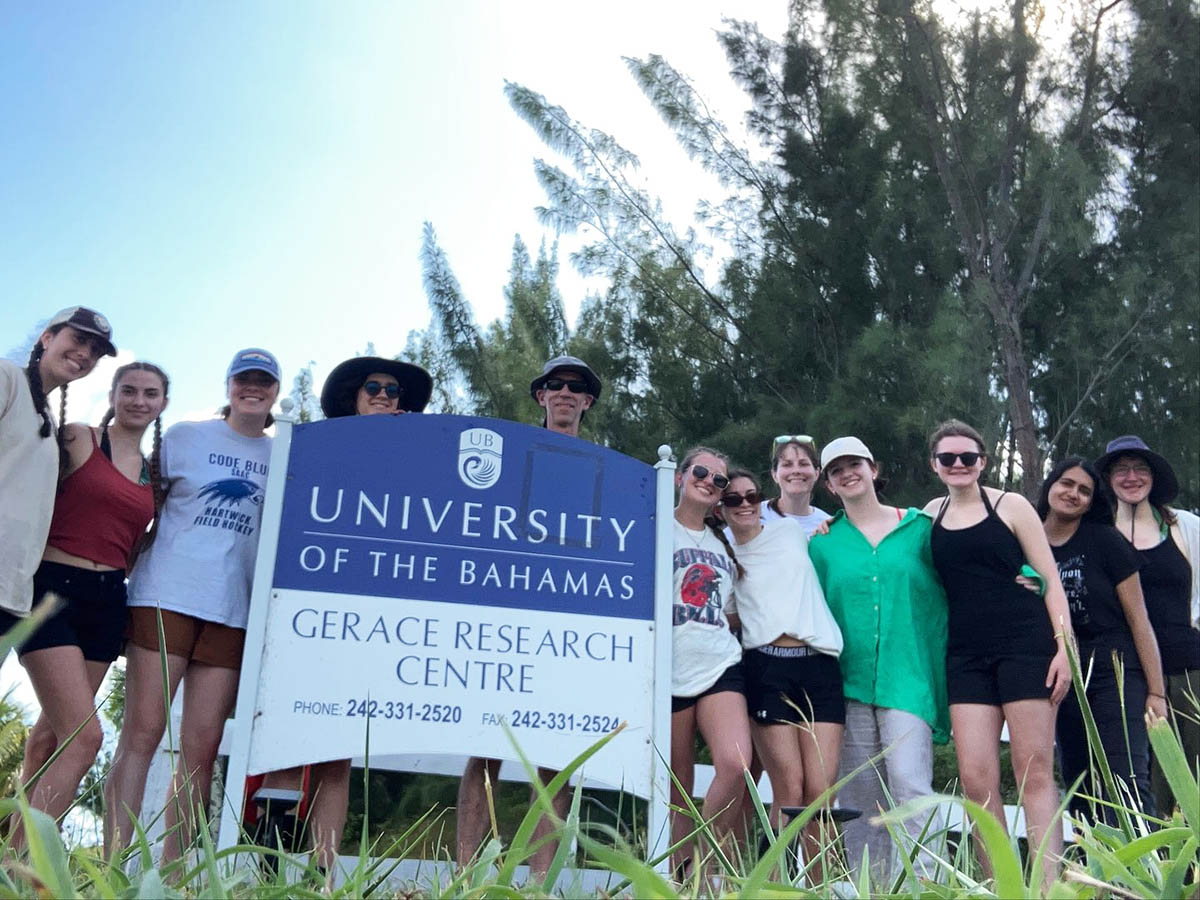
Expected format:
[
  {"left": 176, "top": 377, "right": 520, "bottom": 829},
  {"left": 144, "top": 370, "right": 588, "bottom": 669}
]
[
  {"left": 672, "top": 522, "right": 743, "bottom": 697},
  {"left": 128, "top": 419, "right": 272, "bottom": 629}
]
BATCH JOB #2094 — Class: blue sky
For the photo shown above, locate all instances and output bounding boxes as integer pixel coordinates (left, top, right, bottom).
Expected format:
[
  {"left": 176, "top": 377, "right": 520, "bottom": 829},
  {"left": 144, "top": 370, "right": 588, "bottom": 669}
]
[
  {"left": 2, "top": 0, "right": 786, "bottom": 714},
  {"left": 2, "top": 1, "right": 785, "bottom": 426}
]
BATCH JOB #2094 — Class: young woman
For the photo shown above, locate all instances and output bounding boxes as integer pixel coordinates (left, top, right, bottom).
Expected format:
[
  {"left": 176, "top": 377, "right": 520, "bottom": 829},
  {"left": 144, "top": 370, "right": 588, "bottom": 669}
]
[
  {"left": 0, "top": 307, "right": 115, "bottom": 628},
  {"left": 763, "top": 436, "right": 830, "bottom": 536},
  {"left": 13, "top": 363, "right": 167, "bottom": 832},
  {"left": 721, "top": 467, "right": 843, "bottom": 877},
  {"left": 1038, "top": 457, "right": 1166, "bottom": 822},
  {"left": 105, "top": 348, "right": 282, "bottom": 863},
  {"left": 807, "top": 436, "right": 948, "bottom": 881},
  {"left": 252, "top": 355, "right": 432, "bottom": 873},
  {"left": 670, "top": 447, "right": 751, "bottom": 875},
  {"left": 1094, "top": 435, "right": 1199, "bottom": 816},
  {"left": 923, "top": 419, "right": 1071, "bottom": 879}
]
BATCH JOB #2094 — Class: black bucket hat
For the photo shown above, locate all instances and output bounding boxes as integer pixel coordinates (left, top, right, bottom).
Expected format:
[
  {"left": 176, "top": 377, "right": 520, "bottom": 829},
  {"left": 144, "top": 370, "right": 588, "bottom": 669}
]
[
  {"left": 1094, "top": 435, "right": 1179, "bottom": 505},
  {"left": 320, "top": 356, "right": 433, "bottom": 419},
  {"left": 528, "top": 355, "right": 602, "bottom": 402}
]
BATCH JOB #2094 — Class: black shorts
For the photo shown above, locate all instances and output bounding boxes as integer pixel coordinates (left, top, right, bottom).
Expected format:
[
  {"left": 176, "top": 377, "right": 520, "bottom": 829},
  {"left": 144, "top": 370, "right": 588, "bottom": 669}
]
[
  {"left": 672, "top": 662, "right": 745, "bottom": 713},
  {"left": 745, "top": 645, "right": 845, "bottom": 725},
  {"left": 947, "top": 653, "right": 1053, "bottom": 705},
  {"left": 0, "top": 561, "right": 127, "bottom": 663}
]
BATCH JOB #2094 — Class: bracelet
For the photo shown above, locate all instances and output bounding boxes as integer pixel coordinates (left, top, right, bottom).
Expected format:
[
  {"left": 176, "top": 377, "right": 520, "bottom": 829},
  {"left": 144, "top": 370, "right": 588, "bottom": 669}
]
[{"left": 1148, "top": 692, "right": 1166, "bottom": 700}]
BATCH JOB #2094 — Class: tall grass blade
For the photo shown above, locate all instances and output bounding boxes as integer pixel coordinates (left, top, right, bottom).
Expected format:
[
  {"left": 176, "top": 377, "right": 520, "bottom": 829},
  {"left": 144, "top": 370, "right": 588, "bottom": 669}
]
[
  {"left": 18, "top": 802, "right": 77, "bottom": 898},
  {"left": 495, "top": 721, "right": 625, "bottom": 885},
  {"left": 0, "top": 594, "right": 61, "bottom": 659},
  {"left": 1146, "top": 713, "right": 1199, "bottom": 827},
  {"left": 879, "top": 793, "right": 1026, "bottom": 898}
]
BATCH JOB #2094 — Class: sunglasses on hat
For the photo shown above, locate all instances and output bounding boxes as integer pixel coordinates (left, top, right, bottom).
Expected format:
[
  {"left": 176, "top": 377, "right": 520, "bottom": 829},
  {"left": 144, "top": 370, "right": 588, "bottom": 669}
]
[{"left": 688, "top": 465, "right": 729, "bottom": 490}]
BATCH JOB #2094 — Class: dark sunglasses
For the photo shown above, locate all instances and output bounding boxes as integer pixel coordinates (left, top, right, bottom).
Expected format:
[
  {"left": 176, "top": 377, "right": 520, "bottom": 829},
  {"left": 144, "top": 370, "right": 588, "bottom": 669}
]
[
  {"left": 363, "top": 380, "right": 401, "bottom": 400},
  {"left": 543, "top": 377, "right": 589, "bottom": 394},
  {"left": 689, "top": 465, "right": 730, "bottom": 490},
  {"left": 232, "top": 371, "right": 277, "bottom": 387},
  {"left": 935, "top": 451, "right": 982, "bottom": 467},
  {"left": 720, "top": 490, "right": 764, "bottom": 507}
]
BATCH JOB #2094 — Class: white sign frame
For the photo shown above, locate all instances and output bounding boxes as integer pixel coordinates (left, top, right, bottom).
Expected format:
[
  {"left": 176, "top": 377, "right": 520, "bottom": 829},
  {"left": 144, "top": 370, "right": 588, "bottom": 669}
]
[{"left": 216, "top": 415, "right": 676, "bottom": 872}]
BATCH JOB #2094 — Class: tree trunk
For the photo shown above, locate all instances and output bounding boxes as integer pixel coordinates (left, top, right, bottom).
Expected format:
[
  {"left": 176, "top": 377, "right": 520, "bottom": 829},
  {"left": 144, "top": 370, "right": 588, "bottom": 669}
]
[{"left": 991, "top": 285, "right": 1042, "bottom": 499}]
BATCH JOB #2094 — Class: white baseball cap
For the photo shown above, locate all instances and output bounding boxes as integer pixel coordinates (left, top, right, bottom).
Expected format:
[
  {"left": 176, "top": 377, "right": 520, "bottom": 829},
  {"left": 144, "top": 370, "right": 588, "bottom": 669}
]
[{"left": 820, "top": 436, "right": 875, "bottom": 472}]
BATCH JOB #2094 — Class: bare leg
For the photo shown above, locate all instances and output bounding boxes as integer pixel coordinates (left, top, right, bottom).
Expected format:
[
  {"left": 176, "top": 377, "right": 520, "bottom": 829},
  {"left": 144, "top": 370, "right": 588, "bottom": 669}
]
[
  {"left": 456, "top": 756, "right": 501, "bottom": 866},
  {"left": 750, "top": 722, "right": 805, "bottom": 832},
  {"left": 695, "top": 691, "right": 752, "bottom": 860},
  {"left": 12, "top": 649, "right": 109, "bottom": 843},
  {"left": 528, "top": 768, "right": 570, "bottom": 878},
  {"left": 949, "top": 704, "right": 1006, "bottom": 877},
  {"left": 669, "top": 705, "right": 698, "bottom": 875},
  {"left": 104, "top": 644, "right": 188, "bottom": 855},
  {"left": 306, "top": 759, "right": 351, "bottom": 871},
  {"left": 1003, "top": 698, "right": 1062, "bottom": 889},
  {"left": 159, "top": 663, "right": 239, "bottom": 866},
  {"left": 798, "top": 720, "right": 843, "bottom": 884}
]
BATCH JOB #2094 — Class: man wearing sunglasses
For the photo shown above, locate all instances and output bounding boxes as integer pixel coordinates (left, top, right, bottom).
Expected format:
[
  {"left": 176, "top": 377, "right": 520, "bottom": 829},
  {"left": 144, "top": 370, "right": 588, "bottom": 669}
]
[
  {"left": 527, "top": 354, "right": 602, "bottom": 437},
  {"left": 457, "top": 354, "right": 604, "bottom": 874}
]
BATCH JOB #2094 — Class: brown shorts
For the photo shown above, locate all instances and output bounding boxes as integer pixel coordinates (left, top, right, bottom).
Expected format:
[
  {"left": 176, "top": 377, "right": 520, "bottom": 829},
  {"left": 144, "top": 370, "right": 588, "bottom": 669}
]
[{"left": 126, "top": 606, "right": 246, "bottom": 670}]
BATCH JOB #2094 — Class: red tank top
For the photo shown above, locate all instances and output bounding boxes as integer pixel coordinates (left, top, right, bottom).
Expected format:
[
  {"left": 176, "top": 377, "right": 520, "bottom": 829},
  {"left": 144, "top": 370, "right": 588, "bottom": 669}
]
[{"left": 46, "top": 429, "right": 155, "bottom": 570}]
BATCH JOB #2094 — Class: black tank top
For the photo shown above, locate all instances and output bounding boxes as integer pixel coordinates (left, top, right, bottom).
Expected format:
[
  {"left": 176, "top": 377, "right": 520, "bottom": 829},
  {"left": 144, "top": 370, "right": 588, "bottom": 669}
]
[
  {"left": 931, "top": 486, "right": 1056, "bottom": 657},
  {"left": 1139, "top": 536, "right": 1200, "bottom": 675}
]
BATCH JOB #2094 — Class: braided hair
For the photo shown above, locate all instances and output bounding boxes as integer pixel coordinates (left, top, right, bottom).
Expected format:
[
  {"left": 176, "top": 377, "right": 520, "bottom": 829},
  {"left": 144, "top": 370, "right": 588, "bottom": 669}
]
[
  {"left": 679, "top": 446, "right": 745, "bottom": 580},
  {"left": 24, "top": 339, "right": 56, "bottom": 439}
]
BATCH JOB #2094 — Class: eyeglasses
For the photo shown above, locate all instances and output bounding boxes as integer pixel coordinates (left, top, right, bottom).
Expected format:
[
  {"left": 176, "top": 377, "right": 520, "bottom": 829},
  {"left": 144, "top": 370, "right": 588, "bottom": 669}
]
[
  {"left": 543, "top": 378, "right": 589, "bottom": 394},
  {"left": 934, "top": 451, "right": 982, "bottom": 467},
  {"left": 689, "top": 465, "right": 730, "bottom": 490},
  {"left": 1110, "top": 464, "right": 1151, "bottom": 478},
  {"left": 720, "top": 490, "right": 764, "bottom": 507},
  {"left": 363, "top": 380, "right": 401, "bottom": 400}
]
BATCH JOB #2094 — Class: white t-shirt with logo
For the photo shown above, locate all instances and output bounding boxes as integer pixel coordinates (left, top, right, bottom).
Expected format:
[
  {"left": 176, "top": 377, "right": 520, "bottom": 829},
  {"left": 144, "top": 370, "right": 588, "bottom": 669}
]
[
  {"left": 128, "top": 419, "right": 271, "bottom": 629},
  {"left": 730, "top": 518, "right": 843, "bottom": 655},
  {"left": 672, "top": 521, "right": 743, "bottom": 697}
]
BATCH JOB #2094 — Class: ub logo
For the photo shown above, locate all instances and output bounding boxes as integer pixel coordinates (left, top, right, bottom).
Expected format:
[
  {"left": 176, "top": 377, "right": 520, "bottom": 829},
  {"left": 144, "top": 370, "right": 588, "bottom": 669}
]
[{"left": 458, "top": 428, "right": 503, "bottom": 490}]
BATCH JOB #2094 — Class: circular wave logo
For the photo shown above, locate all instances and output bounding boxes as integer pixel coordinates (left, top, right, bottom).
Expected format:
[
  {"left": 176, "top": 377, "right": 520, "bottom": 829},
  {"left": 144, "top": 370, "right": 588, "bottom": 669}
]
[{"left": 457, "top": 428, "right": 504, "bottom": 490}]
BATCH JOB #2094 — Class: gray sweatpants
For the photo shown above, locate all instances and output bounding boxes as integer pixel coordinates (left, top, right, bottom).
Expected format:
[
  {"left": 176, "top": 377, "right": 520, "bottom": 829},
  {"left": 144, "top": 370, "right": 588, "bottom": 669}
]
[{"left": 838, "top": 702, "right": 943, "bottom": 882}]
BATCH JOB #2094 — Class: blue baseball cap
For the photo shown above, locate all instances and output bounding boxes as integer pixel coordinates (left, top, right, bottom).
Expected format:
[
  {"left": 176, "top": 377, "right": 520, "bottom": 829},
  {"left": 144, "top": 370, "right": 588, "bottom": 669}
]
[{"left": 226, "top": 348, "right": 281, "bottom": 382}]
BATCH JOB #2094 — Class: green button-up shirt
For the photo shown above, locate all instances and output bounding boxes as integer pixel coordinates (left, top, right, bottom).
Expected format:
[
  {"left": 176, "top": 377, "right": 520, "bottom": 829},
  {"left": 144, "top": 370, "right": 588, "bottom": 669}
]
[{"left": 808, "top": 508, "right": 949, "bottom": 743}]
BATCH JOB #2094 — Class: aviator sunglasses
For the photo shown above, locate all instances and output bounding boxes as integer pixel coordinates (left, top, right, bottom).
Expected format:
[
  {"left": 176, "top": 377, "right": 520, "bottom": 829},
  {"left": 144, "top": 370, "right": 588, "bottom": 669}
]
[
  {"left": 363, "top": 380, "right": 402, "bottom": 400},
  {"left": 935, "top": 451, "right": 982, "bottom": 467},
  {"left": 688, "top": 465, "right": 730, "bottom": 490},
  {"left": 543, "top": 377, "right": 589, "bottom": 394},
  {"left": 721, "top": 490, "right": 764, "bottom": 507}
]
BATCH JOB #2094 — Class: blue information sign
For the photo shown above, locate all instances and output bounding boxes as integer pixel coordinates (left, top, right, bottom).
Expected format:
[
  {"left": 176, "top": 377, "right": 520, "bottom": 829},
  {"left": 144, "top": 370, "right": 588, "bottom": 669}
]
[{"left": 272, "top": 414, "right": 656, "bottom": 619}]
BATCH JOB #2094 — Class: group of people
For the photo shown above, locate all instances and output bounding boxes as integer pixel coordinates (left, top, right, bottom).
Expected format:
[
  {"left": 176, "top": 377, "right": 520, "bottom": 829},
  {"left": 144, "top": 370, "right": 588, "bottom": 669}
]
[
  {"left": 1, "top": 306, "right": 1197, "bottom": 885},
  {"left": 669, "top": 426, "right": 1198, "bottom": 882}
]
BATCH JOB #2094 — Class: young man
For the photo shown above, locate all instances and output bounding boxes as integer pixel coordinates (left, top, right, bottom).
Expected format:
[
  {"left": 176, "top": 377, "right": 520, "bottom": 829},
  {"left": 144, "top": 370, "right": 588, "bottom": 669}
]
[{"left": 456, "top": 355, "right": 602, "bottom": 875}]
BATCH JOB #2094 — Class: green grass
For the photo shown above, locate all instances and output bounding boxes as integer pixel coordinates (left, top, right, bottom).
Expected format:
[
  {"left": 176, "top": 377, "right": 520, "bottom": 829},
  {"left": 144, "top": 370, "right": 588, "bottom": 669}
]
[{"left": 2, "top": 607, "right": 1197, "bottom": 897}]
